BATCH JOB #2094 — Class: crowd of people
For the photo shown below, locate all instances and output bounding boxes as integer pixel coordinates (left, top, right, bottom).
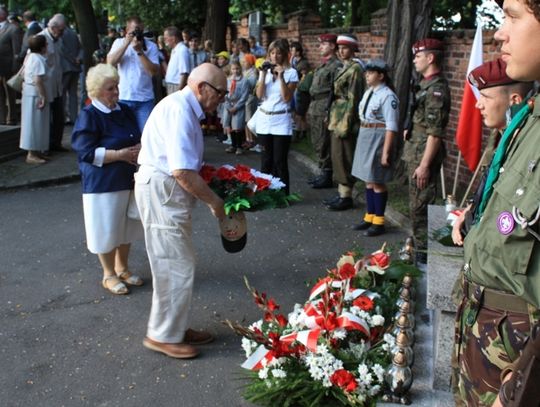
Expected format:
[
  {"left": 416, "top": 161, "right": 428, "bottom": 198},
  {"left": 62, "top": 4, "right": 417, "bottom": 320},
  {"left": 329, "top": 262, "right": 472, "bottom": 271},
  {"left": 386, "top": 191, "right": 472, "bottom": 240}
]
[{"left": 7, "top": 2, "right": 540, "bottom": 405}]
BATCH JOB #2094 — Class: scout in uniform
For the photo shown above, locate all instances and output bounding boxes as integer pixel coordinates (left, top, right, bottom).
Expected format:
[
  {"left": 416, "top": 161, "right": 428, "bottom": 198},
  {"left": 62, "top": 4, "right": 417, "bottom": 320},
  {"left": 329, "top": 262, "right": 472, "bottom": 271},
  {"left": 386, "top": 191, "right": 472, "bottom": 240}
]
[
  {"left": 351, "top": 59, "right": 399, "bottom": 235},
  {"left": 453, "top": 1, "right": 540, "bottom": 406},
  {"left": 306, "top": 33, "right": 342, "bottom": 189},
  {"left": 325, "top": 34, "right": 365, "bottom": 211},
  {"left": 402, "top": 38, "right": 451, "bottom": 262},
  {"left": 451, "top": 58, "right": 534, "bottom": 246}
]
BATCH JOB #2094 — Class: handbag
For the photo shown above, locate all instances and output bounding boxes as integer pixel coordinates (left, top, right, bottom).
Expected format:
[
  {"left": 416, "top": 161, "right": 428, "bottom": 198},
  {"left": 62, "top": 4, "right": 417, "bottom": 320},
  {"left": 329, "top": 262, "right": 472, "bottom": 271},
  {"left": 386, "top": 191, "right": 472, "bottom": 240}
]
[
  {"left": 247, "top": 107, "right": 259, "bottom": 134},
  {"left": 7, "top": 70, "right": 24, "bottom": 93}
]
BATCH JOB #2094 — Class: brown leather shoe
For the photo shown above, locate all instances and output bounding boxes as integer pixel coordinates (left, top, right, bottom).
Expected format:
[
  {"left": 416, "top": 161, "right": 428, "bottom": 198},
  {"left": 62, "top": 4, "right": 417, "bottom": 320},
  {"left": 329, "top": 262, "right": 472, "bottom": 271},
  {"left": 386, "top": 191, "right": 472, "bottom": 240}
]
[
  {"left": 143, "top": 337, "right": 199, "bottom": 359},
  {"left": 184, "top": 329, "right": 215, "bottom": 345}
]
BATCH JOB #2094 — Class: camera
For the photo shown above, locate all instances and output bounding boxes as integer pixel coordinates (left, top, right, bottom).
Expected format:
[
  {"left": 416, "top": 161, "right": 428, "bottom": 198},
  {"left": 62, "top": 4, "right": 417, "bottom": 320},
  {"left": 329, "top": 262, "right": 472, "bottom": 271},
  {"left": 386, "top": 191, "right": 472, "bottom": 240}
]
[
  {"left": 261, "top": 61, "right": 275, "bottom": 72},
  {"left": 131, "top": 28, "right": 147, "bottom": 50}
]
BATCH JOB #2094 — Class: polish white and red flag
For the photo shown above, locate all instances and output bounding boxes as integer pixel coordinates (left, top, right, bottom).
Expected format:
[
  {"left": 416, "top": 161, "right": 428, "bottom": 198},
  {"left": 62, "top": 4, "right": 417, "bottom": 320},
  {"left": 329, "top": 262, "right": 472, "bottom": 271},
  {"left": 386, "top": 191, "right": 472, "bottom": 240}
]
[{"left": 455, "top": 23, "right": 484, "bottom": 171}]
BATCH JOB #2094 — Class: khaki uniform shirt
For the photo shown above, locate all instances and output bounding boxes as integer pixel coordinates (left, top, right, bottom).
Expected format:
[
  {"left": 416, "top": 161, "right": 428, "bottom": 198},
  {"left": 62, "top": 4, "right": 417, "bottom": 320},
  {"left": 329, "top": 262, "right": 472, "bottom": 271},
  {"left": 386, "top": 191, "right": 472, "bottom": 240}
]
[
  {"left": 403, "top": 73, "right": 451, "bottom": 165},
  {"left": 463, "top": 95, "right": 540, "bottom": 308},
  {"left": 327, "top": 60, "right": 364, "bottom": 138},
  {"left": 307, "top": 56, "right": 342, "bottom": 117}
]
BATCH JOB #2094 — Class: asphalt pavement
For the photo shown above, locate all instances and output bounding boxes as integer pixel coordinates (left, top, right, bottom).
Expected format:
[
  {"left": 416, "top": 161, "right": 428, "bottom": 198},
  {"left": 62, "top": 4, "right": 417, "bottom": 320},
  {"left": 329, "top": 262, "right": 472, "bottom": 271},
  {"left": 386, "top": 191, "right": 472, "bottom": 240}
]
[{"left": 0, "top": 129, "right": 453, "bottom": 406}]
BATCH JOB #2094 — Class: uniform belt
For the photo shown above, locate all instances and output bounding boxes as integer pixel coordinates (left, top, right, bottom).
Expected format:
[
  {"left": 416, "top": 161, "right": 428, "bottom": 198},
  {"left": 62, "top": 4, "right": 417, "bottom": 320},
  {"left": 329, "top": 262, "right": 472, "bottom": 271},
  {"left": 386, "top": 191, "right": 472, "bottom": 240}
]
[
  {"left": 259, "top": 108, "right": 292, "bottom": 115},
  {"left": 360, "top": 122, "right": 386, "bottom": 129},
  {"left": 463, "top": 278, "right": 529, "bottom": 314}
]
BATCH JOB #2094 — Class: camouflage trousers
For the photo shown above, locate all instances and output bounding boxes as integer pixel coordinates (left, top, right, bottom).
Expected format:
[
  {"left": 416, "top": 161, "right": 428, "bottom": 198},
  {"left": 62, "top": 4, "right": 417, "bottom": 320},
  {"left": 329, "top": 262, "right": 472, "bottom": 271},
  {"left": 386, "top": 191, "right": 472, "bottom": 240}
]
[
  {"left": 452, "top": 289, "right": 538, "bottom": 406},
  {"left": 406, "top": 162, "right": 438, "bottom": 250},
  {"left": 330, "top": 131, "right": 357, "bottom": 187},
  {"left": 307, "top": 113, "right": 332, "bottom": 171}
]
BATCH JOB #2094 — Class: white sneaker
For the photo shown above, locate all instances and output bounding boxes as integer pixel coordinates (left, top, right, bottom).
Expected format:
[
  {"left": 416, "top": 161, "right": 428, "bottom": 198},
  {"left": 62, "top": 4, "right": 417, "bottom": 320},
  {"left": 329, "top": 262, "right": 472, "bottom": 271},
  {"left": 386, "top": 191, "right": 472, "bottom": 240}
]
[
  {"left": 250, "top": 144, "right": 263, "bottom": 153},
  {"left": 223, "top": 138, "right": 232, "bottom": 145}
]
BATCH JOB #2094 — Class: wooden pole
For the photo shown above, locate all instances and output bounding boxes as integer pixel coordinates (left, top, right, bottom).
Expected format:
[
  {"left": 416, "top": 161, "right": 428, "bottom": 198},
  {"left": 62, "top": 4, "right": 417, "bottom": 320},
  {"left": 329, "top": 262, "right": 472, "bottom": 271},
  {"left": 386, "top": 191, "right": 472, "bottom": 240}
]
[
  {"left": 452, "top": 151, "right": 462, "bottom": 197},
  {"left": 459, "top": 149, "right": 489, "bottom": 207}
]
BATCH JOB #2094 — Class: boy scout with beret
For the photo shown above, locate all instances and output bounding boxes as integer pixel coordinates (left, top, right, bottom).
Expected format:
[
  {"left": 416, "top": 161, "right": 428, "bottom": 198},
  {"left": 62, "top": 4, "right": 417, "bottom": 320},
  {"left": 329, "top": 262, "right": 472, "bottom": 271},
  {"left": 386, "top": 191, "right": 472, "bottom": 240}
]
[
  {"left": 453, "top": 1, "right": 540, "bottom": 406},
  {"left": 403, "top": 38, "right": 451, "bottom": 263},
  {"left": 452, "top": 58, "right": 533, "bottom": 246}
]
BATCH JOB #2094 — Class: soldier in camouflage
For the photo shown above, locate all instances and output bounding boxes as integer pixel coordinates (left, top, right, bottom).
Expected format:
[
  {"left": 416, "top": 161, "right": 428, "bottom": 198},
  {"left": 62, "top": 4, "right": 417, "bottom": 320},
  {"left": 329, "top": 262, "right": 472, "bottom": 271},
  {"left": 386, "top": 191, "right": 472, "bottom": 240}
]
[
  {"left": 307, "top": 33, "right": 342, "bottom": 189},
  {"left": 402, "top": 38, "right": 450, "bottom": 262},
  {"left": 452, "top": 1, "right": 540, "bottom": 406},
  {"left": 324, "top": 34, "right": 365, "bottom": 211}
]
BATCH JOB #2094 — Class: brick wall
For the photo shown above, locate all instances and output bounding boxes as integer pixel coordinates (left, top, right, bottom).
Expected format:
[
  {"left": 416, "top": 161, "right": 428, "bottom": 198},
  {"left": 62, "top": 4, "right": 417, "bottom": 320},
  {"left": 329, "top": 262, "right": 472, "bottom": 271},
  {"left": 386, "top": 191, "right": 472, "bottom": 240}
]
[{"left": 231, "top": 10, "right": 501, "bottom": 194}]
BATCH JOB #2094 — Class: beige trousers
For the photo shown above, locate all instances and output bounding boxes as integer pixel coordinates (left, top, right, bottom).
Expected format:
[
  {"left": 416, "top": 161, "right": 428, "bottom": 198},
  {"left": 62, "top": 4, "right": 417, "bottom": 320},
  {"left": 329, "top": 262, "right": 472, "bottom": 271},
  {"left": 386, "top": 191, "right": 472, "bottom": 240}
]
[{"left": 135, "top": 166, "right": 196, "bottom": 343}]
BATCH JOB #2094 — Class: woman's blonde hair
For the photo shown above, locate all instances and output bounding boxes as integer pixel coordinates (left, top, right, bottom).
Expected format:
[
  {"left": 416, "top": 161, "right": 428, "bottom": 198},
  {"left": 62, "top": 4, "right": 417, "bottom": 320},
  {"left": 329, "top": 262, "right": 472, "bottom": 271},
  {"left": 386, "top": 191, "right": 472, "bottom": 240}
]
[{"left": 86, "top": 64, "right": 119, "bottom": 100}]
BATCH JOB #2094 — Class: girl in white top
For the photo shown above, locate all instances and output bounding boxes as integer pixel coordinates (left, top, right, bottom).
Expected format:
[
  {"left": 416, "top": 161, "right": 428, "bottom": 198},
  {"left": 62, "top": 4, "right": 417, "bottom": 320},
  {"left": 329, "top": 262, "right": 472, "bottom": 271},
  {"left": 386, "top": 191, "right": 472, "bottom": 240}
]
[
  {"left": 255, "top": 39, "right": 298, "bottom": 194},
  {"left": 19, "top": 34, "right": 50, "bottom": 164}
]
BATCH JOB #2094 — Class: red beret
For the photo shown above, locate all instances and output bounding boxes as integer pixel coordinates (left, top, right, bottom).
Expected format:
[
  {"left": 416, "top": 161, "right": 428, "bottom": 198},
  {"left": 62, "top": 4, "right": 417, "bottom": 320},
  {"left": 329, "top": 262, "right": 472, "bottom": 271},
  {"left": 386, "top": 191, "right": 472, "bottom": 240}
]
[
  {"left": 468, "top": 58, "right": 517, "bottom": 90},
  {"left": 319, "top": 33, "right": 337, "bottom": 44},
  {"left": 412, "top": 38, "right": 444, "bottom": 55}
]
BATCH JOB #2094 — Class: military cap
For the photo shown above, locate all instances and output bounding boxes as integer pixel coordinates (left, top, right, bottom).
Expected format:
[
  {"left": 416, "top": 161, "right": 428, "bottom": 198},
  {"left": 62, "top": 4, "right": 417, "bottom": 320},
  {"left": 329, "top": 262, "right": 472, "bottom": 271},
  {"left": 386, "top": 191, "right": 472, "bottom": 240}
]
[
  {"left": 412, "top": 38, "right": 444, "bottom": 55},
  {"left": 365, "top": 58, "right": 389, "bottom": 73},
  {"left": 216, "top": 51, "right": 230, "bottom": 60},
  {"left": 468, "top": 58, "right": 517, "bottom": 90},
  {"left": 336, "top": 34, "right": 358, "bottom": 51},
  {"left": 319, "top": 33, "right": 337, "bottom": 43}
]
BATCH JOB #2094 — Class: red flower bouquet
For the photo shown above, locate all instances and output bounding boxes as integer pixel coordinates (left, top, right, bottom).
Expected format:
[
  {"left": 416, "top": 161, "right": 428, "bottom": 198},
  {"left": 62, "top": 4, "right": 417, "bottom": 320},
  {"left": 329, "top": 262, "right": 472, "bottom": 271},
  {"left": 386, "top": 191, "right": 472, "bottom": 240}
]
[{"left": 200, "top": 164, "right": 300, "bottom": 215}]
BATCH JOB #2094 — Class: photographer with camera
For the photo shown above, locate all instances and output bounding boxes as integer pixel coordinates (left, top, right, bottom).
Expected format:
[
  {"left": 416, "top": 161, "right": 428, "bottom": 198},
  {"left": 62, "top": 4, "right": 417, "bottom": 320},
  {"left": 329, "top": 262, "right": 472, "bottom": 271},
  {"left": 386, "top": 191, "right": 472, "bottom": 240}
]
[
  {"left": 107, "top": 16, "right": 159, "bottom": 132},
  {"left": 254, "top": 39, "right": 298, "bottom": 194}
]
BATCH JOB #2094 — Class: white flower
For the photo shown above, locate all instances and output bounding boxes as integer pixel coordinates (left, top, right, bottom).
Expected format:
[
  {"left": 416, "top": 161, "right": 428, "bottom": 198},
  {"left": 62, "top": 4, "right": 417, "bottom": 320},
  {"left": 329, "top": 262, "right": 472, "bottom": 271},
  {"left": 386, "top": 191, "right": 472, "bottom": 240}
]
[
  {"left": 382, "top": 333, "right": 396, "bottom": 352},
  {"left": 332, "top": 328, "right": 347, "bottom": 340},
  {"left": 302, "top": 350, "right": 343, "bottom": 388},
  {"left": 358, "top": 363, "right": 369, "bottom": 377},
  {"left": 250, "top": 168, "right": 285, "bottom": 190},
  {"left": 349, "top": 341, "right": 368, "bottom": 359},
  {"left": 271, "top": 368, "right": 287, "bottom": 378},
  {"left": 241, "top": 337, "right": 257, "bottom": 358},
  {"left": 372, "top": 364, "right": 385, "bottom": 383},
  {"left": 258, "top": 367, "right": 269, "bottom": 379},
  {"left": 371, "top": 315, "right": 385, "bottom": 326},
  {"left": 369, "top": 384, "right": 381, "bottom": 396}
]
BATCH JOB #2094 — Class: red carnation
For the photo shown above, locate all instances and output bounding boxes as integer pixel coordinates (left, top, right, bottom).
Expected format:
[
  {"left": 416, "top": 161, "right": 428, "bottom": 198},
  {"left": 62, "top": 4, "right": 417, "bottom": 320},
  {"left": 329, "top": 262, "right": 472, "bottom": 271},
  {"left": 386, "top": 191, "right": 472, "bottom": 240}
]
[
  {"left": 235, "top": 164, "right": 251, "bottom": 172},
  {"left": 216, "top": 167, "right": 234, "bottom": 180},
  {"left": 234, "top": 170, "right": 255, "bottom": 184},
  {"left": 353, "top": 296, "right": 374, "bottom": 311},
  {"left": 330, "top": 369, "right": 358, "bottom": 392},
  {"left": 255, "top": 177, "right": 271, "bottom": 191}
]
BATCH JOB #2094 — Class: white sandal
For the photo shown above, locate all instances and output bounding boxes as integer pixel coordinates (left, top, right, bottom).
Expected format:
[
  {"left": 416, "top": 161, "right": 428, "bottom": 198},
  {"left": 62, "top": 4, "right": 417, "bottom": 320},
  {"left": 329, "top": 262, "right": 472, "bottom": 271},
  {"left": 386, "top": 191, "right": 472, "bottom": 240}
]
[
  {"left": 102, "top": 276, "right": 129, "bottom": 295},
  {"left": 117, "top": 271, "right": 144, "bottom": 286}
]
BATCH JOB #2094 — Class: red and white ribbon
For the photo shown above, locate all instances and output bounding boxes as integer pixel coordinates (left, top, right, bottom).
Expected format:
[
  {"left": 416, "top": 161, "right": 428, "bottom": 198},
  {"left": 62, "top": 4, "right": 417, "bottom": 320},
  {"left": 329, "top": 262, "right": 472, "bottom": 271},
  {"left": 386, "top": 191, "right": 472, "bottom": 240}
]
[
  {"left": 241, "top": 345, "right": 275, "bottom": 370},
  {"left": 280, "top": 328, "right": 321, "bottom": 352}
]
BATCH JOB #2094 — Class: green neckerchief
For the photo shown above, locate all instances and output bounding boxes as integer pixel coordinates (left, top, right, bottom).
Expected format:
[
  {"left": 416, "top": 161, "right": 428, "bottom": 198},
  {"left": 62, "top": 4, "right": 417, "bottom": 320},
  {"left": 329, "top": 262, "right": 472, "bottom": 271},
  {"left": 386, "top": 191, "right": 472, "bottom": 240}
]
[{"left": 476, "top": 102, "right": 532, "bottom": 220}]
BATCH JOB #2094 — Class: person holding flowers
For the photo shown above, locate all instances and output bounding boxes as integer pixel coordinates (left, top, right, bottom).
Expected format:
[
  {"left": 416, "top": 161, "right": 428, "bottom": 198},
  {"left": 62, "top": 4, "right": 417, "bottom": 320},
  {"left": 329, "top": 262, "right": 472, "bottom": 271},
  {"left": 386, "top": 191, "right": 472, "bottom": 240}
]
[{"left": 135, "top": 63, "right": 226, "bottom": 359}]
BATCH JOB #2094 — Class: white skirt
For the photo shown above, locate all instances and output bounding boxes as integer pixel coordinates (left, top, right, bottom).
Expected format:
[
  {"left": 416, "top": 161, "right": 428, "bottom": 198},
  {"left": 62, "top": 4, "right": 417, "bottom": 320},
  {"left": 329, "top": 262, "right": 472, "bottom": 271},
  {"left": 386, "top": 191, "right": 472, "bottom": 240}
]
[{"left": 82, "top": 190, "right": 143, "bottom": 254}]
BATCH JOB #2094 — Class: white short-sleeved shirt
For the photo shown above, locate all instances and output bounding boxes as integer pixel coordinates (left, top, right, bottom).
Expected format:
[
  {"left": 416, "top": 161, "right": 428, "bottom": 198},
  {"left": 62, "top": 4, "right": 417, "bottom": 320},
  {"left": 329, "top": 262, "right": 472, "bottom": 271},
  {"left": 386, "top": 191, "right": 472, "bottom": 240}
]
[
  {"left": 358, "top": 84, "right": 399, "bottom": 132},
  {"left": 256, "top": 67, "right": 298, "bottom": 136},
  {"left": 109, "top": 38, "right": 160, "bottom": 102},
  {"left": 138, "top": 86, "right": 205, "bottom": 176},
  {"left": 23, "top": 53, "right": 48, "bottom": 98},
  {"left": 165, "top": 42, "right": 190, "bottom": 84}
]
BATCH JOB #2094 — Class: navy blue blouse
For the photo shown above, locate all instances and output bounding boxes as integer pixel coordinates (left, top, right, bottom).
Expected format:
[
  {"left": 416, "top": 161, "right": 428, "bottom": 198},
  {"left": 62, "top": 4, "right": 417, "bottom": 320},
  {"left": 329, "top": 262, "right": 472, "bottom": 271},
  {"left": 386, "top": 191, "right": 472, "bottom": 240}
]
[{"left": 71, "top": 103, "right": 141, "bottom": 193}]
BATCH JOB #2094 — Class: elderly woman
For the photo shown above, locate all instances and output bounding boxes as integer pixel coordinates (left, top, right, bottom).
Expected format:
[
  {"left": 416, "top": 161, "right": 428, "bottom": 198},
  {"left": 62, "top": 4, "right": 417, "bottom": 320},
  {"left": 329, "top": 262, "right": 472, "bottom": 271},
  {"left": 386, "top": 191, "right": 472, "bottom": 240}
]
[
  {"left": 255, "top": 39, "right": 298, "bottom": 194},
  {"left": 19, "top": 35, "right": 49, "bottom": 164},
  {"left": 71, "top": 63, "right": 143, "bottom": 295}
]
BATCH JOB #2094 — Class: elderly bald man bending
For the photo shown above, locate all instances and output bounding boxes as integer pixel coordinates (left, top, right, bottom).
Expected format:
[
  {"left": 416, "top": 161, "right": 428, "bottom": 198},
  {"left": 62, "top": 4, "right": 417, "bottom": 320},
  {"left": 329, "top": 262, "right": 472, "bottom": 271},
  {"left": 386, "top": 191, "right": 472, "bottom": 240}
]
[{"left": 135, "top": 63, "right": 227, "bottom": 359}]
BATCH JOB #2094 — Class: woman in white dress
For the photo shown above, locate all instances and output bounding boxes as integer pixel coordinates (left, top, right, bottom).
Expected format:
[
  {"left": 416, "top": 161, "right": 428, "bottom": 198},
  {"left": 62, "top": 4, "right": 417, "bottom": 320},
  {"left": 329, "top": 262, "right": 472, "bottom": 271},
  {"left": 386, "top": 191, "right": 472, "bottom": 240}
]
[
  {"left": 254, "top": 39, "right": 298, "bottom": 194},
  {"left": 19, "top": 35, "right": 50, "bottom": 164}
]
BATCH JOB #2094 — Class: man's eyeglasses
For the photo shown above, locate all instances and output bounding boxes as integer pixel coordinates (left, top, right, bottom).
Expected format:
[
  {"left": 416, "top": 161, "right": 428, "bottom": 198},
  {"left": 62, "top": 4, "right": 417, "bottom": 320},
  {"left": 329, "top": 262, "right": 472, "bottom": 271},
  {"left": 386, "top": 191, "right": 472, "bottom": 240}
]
[{"left": 204, "top": 81, "right": 228, "bottom": 99}]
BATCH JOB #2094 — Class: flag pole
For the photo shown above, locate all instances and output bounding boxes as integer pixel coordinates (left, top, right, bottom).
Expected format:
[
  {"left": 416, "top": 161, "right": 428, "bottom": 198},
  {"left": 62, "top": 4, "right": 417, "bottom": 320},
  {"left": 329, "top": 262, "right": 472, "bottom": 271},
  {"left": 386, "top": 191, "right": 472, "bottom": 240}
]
[
  {"left": 459, "top": 149, "right": 488, "bottom": 207},
  {"left": 452, "top": 151, "right": 462, "bottom": 197},
  {"left": 440, "top": 166, "right": 446, "bottom": 199}
]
